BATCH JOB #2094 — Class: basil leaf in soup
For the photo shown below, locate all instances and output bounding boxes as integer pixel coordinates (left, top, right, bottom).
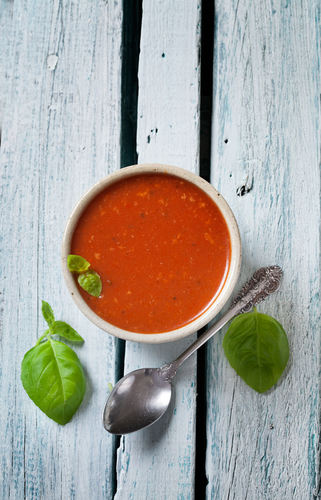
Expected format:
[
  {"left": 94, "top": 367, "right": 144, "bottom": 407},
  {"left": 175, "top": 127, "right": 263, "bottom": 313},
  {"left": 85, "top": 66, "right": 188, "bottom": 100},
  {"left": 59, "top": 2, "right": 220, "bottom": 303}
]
[
  {"left": 21, "top": 336, "right": 86, "bottom": 425},
  {"left": 223, "top": 308, "right": 289, "bottom": 393},
  {"left": 78, "top": 270, "right": 102, "bottom": 298},
  {"left": 51, "top": 321, "right": 84, "bottom": 342},
  {"left": 67, "top": 254, "right": 91, "bottom": 273},
  {"left": 41, "top": 300, "right": 55, "bottom": 327}
]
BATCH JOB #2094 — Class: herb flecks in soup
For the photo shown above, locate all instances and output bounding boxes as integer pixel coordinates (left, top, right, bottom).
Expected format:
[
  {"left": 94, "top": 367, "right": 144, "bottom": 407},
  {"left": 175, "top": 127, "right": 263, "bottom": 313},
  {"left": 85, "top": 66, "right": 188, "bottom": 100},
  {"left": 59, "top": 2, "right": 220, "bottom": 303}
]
[{"left": 71, "top": 173, "right": 231, "bottom": 333}]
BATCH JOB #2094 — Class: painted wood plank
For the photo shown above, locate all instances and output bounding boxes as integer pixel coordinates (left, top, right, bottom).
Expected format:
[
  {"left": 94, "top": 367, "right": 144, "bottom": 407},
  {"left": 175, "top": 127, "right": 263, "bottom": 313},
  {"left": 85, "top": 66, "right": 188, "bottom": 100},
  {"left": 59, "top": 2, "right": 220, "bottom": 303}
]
[
  {"left": 114, "top": 1, "right": 201, "bottom": 498},
  {"left": 0, "top": 0, "right": 122, "bottom": 498},
  {"left": 207, "top": 0, "right": 320, "bottom": 498},
  {"left": 0, "top": 0, "right": 15, "bottom": 135}
]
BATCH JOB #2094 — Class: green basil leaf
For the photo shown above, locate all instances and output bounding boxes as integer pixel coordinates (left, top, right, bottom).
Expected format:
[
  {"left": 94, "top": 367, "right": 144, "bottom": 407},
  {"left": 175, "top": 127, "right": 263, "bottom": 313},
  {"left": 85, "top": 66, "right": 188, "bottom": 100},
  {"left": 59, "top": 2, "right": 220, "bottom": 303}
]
[
  {"left": 67, "top": 254, "right": 91, "bottom": 273},
  {"left": 78, "top": 270, "right": 102, "bottom": 297},
  {"left": 51, "top": 321, "right": 84, "bottom": 342},
  {"left": 223, "top": 308, "right": 289, "bottom": 393},
  {"left": 21, "top": 337, "right": 86, "bottom": 425},
  {"left": 41, "top": 301, "right": 55, "bottom": 326}
]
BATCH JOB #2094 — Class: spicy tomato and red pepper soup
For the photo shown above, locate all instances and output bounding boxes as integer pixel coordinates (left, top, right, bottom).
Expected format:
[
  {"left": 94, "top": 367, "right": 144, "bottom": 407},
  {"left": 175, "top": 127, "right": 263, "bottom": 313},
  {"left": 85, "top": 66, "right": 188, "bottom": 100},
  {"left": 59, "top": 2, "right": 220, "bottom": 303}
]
[{"left": 71, "top": 173, "right": 231, "bottom": 333}]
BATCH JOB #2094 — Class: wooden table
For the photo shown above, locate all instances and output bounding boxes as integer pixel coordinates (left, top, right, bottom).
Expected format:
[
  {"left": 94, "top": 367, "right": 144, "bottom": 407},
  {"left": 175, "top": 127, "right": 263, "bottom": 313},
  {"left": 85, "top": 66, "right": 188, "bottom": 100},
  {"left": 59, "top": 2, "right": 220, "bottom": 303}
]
[{"left": 1, "top": 1, "right": 320, "bottom": 498}]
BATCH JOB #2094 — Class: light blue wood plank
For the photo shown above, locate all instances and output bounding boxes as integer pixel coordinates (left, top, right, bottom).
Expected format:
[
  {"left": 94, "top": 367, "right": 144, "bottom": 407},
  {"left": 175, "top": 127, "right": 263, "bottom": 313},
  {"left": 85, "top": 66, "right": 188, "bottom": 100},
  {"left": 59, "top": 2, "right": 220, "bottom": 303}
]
[
  {"left": 114, "top": 1, "right": 202, "bottom": 498},
  {"left": 0, "top": 0, "right": 14, "bottom": 132},
  {"left": 0, "top": 0, "right": 123, "bottom": 498},
  {"left": 207, "top": 0, "right": 320, "bottom": 498}
]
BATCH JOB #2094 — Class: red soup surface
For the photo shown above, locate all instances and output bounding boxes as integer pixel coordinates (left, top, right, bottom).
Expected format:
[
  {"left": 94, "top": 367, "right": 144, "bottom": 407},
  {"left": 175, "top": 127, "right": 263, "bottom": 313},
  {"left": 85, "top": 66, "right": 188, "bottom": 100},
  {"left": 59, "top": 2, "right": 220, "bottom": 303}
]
[{"left": 71, "top": 173, "right": 231, "bottom": 333}]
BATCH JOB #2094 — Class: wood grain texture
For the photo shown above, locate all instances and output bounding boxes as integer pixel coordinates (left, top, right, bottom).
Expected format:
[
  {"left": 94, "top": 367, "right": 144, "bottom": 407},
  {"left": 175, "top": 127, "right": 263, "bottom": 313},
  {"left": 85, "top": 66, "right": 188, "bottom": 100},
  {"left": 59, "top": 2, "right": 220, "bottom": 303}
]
[
  {"left": 0, "top": 0, "right": 122, "bottom": 498},
  {"left": 2, "top": 0, "right": 319, "bottom": 498},
  {"left": 207, "top": 0, "right": 320, "bottom": 498},
  {"left": 114, "top": 1, "right": 201, "bottom": 499},
  {"left": 0, "top": 0, "right": 14, "bottom": 137}
]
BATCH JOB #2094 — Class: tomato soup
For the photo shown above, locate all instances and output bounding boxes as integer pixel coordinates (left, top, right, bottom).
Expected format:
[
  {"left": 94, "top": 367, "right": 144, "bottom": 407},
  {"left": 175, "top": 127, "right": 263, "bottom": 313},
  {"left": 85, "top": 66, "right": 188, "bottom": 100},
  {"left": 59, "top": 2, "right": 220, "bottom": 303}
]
[{"left": 71, "top": 173, "right": 231, "bottom": 333}]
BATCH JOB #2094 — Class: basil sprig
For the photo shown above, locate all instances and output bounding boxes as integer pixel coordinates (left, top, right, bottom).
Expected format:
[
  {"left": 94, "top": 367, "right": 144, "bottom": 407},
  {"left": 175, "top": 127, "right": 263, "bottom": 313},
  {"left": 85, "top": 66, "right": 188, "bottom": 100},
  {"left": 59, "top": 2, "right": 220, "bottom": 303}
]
[
  {"left": 21, "top": 301, "right": 86, "bottom": 425},
  {"left": 223, "top": 307, "right": 289, "bottom": 393},
  {"left": 67, "top": 255, "right": 102, "bottom": 298}
]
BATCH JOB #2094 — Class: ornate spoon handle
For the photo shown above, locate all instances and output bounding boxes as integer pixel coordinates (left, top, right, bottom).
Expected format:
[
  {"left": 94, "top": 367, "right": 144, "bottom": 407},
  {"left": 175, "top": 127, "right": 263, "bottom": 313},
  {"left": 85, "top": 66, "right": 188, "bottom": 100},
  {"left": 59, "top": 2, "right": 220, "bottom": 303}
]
[
  {"left": 162, "top": 266, "right": 283, "bottom": 380},
  {"left": 229, "top": 265, "right": 283, "bottom": 313}
]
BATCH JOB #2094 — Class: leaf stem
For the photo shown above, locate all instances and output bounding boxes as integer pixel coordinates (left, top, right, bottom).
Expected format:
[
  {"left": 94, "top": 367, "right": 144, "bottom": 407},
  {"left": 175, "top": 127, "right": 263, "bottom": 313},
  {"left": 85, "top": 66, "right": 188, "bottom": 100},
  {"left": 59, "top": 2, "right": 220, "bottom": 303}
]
[{"left": 34, "top": 329, "right": 50, "bottom": 346}]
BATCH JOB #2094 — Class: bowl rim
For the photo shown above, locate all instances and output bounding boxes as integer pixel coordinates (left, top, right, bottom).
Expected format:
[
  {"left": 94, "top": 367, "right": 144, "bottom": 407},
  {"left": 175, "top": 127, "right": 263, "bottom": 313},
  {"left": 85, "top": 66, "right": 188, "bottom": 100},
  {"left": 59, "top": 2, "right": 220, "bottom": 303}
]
[{"left": 61, "top": 163, "right": 242, "bottom": 343}]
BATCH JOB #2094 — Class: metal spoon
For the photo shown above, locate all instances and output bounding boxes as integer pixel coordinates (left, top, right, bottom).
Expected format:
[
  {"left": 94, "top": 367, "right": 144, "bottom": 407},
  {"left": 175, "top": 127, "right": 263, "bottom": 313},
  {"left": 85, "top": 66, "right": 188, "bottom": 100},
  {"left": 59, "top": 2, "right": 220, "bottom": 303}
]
[{"left": 102, "top": 266, "right": 283, "bottom": 435}]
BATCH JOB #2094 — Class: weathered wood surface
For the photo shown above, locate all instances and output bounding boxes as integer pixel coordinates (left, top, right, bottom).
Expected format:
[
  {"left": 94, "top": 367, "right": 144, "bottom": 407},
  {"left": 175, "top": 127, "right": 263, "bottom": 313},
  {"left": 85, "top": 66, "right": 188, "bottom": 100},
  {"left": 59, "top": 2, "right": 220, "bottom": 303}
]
[
  {"left": 207, "top": 1, "right": 321, "bottom": 499},
  {"left": 114, "top": 1, "right": 201, "bottom": 499},
  {"left": 0, "top": 0, "right": 122, "bottom": 498},
  {"left": 1, "top": 0, "right": 320, "bottom": 499}
]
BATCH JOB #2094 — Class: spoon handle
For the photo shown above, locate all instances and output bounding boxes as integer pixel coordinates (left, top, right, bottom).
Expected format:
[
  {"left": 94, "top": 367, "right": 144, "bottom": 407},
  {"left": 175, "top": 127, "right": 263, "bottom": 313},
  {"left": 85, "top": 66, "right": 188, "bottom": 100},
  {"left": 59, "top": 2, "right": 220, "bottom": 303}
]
[{"left": 162, "top": 265, "right": 283, "bottom": 380}]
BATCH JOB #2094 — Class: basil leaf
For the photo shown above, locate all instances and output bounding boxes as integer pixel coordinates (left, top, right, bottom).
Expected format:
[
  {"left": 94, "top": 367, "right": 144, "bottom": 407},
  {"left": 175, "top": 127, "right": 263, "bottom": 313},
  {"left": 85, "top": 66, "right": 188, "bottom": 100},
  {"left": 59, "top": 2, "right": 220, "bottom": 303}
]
[
  {"left": 223, "top": 308, "right": 289, "bottom": 393},
  {"left": 67, "top": 254, "right": 91, "bottom": 273},
  {"left": 78, "top": 270, "right": 102, "bottom": 297},
  {"left": 21, "top": 337, "right": 86, "bottom": 425},
  {"left": 42, "top": 301, "right": 55, "bottom": 326},
  {"left": 51, "top": 321, "right": 84, "bottom": 342},
  {"left": 67, "top": 254, "right": 102, "bottom": 297}
]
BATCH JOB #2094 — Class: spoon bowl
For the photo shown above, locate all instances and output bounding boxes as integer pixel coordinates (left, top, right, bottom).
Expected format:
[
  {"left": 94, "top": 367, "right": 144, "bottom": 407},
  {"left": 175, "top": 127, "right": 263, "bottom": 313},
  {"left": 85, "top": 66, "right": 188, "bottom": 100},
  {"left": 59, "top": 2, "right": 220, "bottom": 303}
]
[
  {"left": 103, "top": 368, "right": 172, "bottom": 434},
  {"left": 103, "top": 266, "right": 283, "bottom": 435}
]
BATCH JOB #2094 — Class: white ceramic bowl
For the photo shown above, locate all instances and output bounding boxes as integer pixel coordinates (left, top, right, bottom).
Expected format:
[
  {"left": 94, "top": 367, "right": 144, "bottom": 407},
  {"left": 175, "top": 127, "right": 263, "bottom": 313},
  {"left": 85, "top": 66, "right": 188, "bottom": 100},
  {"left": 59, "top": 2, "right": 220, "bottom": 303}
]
[{"left": 61, "top": 164, "right": 241, "bottom": 343}]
